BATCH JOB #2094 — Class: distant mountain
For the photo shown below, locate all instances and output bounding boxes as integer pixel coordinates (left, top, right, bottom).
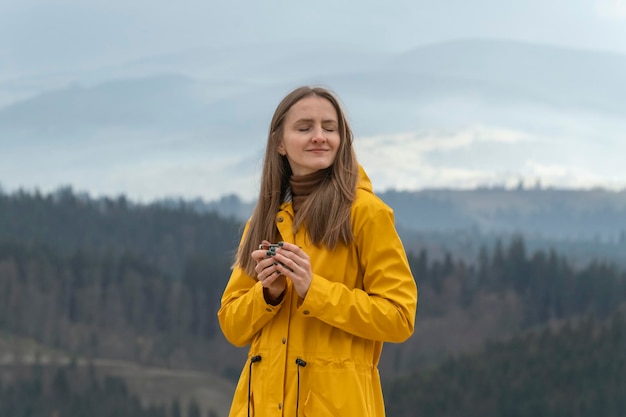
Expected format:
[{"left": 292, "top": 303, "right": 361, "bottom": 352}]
[
  {"left": 159, "top": 193, "right": 256, "bottom": 223},
  {"left": 4, "top": 39, "right": 624, "bottom": 134},
  {"left": 200, "top": 186, "right": 626, "bottom": 241},
  {"left": 199, "top": 186, "right": 626, "bottom": 268},
  {"left": 1, "top": 39, "right": 625, "bottom": 201},
  {"left": 384, "top": 39, "right": 626, "bottom": 116},
  {"left": 0, "top": 75, "right": 202, "bottom": 132},
  {"left": 383, "top": 186, "right": 626, "bottom": 239}
]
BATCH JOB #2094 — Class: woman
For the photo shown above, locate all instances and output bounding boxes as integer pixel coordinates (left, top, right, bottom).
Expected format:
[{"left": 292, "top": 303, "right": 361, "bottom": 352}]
[{"left": 218, "top": 86, "right": 418, "bottom": 417}]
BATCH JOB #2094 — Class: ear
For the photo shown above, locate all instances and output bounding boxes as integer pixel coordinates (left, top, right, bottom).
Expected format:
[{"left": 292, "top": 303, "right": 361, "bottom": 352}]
[{"left": 277, "top": 144, "right": 287, "bottom": 156}]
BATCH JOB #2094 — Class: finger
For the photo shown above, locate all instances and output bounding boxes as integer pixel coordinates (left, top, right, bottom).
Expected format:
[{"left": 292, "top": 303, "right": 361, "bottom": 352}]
[
  {"left": 274, "top": 257, "right": 297, "bottom": 276},
  {"left": 253, "top": 245, "right": 280, "bottom": 263},
  {"left": 252, "top": 248, "right": 272, "bottom": 262},
  {"left": 251, "top": 251, "right": 263, "bottom": 262},
  {"left": 275, "top": 241, "right": 298, "bottom": 253},
  {"left": 262, "top": 269, "right": 283, "bottom": 286},
  {"left": 257, "top": 240, "right": 275, "bottom": 251},
  {"left": 273, "top": 250, "right": 302, "bottom": 272},
  {"left": 257, "top": 266, "right": 271, "bottom": 282},
  {"left": 252, "top": 240, "right": 276, "bottom": 261},
  {"left": 276, "top": 246, "right": 310, "bottom": 266},
  {"left": 275, "top": 259, "right": 297, "bottom": 272},
  {"left": 256, "top": 257, "right": 279, "bottom": 275}
]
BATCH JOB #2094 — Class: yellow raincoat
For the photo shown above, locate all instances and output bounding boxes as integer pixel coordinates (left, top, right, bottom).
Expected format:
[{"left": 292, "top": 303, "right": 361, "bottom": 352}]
[{"left": 218, "top": 167, "right": 418, "bottom": 417}]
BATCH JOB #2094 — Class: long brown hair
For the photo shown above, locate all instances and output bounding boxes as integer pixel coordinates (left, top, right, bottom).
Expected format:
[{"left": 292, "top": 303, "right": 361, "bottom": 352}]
[{"left": 235, "top": 86, "right": 359, "bottom": 276}]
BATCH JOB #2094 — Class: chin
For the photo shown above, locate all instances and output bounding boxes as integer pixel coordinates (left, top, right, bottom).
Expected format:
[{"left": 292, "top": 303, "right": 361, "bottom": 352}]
[{"left": 313, "top": 164, "right": 333, "bottom": 171}]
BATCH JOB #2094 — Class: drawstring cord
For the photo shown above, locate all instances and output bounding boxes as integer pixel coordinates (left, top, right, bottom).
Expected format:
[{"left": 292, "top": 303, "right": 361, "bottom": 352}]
[
  {"left": 248, "top": 355, "right": 262, "bottom": 417},
  {"left": 246, "top": 355, "right": 307, "bottom": 417},
  {"left": 295, "top": 358, "right": 307, "bottom": 417}
]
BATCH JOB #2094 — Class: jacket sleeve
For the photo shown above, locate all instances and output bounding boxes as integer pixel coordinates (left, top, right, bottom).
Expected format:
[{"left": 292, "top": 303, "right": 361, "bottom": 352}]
[
  {"left": 299, "top": 206, "right": 418, "bottom": 343},
  {"left": 217, "top": 226, "right": 284, "bottom": 347}
]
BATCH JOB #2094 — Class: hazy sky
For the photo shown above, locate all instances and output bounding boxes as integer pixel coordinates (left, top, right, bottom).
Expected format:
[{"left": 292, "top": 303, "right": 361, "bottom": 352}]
[
  {"left": 1, "top": 0, "right": 625, "bottom": 201},
  {"left": 1, "top": 0, "right": 626, "bottom": 77}
]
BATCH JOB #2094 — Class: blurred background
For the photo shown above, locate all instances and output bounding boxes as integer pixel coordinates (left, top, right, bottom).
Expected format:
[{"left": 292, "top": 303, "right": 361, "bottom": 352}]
[{"left": 1, "top": 1, "right": 625, "bottom": 416}]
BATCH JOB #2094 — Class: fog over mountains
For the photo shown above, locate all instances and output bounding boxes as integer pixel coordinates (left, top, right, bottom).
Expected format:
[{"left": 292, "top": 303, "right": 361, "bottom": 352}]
[{"left": 1, "top": 39, "right": 625, "bottom": 202}]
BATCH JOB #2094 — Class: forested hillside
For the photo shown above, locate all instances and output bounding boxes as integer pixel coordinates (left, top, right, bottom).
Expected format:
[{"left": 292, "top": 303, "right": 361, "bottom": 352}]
[
  {"left": 0, "top": 240, "right": 231, "bottom": 367},
  {"left": 0, "top": 189, "right": 245, "bottom": 415},
  {"left": 385, "top": 311, "right": 626, "bottom": 417},
  {"left": 1, "top": 187, "right": 625, "bottom": 416},
  {"left": 0, "top": 364, "right": 171, "bottom": 417},
  {"left": 0, "top": 188, "right": 241, "bottom": 277},
  {"left": 390, "top": 237, "right": 626, "bottom": 371}
]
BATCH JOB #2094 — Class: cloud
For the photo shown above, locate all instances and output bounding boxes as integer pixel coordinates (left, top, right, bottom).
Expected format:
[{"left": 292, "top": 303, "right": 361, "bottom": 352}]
[
  {"left": 354, "top": 125, "right": 626, "bottom": 193},
  {"left": 355, "top": 126, "right": 531, "bottom": 160},
  {"left": 355, "top": 125, "right": 531, "bottom": 167},
  {"left": 354, "top": 125, "right": 532, "bottom": 191}
]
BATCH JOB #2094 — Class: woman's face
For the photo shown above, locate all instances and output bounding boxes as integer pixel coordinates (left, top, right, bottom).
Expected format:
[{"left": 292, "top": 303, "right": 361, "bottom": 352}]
[{"left": 278, "top": 96, "right": 340, "bottom": 176}]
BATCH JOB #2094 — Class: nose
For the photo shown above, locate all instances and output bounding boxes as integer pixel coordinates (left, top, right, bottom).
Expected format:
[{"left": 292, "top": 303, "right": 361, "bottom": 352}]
[{"left": 311, "top": 126, "right": 326, "bottom": 143}]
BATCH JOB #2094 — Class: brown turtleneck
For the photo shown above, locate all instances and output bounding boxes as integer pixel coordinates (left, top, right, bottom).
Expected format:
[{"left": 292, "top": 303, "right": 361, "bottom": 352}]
[{"left": 289, "top": 169, "right": 328, "bottom": 212}]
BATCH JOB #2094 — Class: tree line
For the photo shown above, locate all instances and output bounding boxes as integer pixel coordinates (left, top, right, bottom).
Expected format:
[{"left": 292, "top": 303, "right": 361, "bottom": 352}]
[
  {"left": 0, "top": 187, "right": 241, "bottom": 278},
  {"left": 410, "top": 236, "right": 626, "bottom": 327}
]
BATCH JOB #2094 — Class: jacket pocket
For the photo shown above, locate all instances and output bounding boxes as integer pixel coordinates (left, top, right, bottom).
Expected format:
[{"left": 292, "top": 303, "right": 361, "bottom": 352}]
[{"left": 301, "top": 362, "right": 375, "bottom": 417}]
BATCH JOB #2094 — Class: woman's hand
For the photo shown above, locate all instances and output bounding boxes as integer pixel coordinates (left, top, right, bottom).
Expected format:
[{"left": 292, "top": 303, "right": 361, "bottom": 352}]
[
  {"left": 271, "top": 241, "right": 312, "bottom": 299},
  {"left": 252, "top": 240, "right": 287, "bottom": 301}
]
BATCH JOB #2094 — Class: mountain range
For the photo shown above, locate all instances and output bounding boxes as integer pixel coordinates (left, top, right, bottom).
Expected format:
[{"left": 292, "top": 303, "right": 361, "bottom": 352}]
[{"left": 1, "top": 39, "right": 625, "bottom": 201}]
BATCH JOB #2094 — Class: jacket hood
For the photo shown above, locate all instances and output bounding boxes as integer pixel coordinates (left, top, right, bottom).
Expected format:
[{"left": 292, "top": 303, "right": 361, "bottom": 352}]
[{"left": 357, "top": 164, "right": 374, "bottom": 194}]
